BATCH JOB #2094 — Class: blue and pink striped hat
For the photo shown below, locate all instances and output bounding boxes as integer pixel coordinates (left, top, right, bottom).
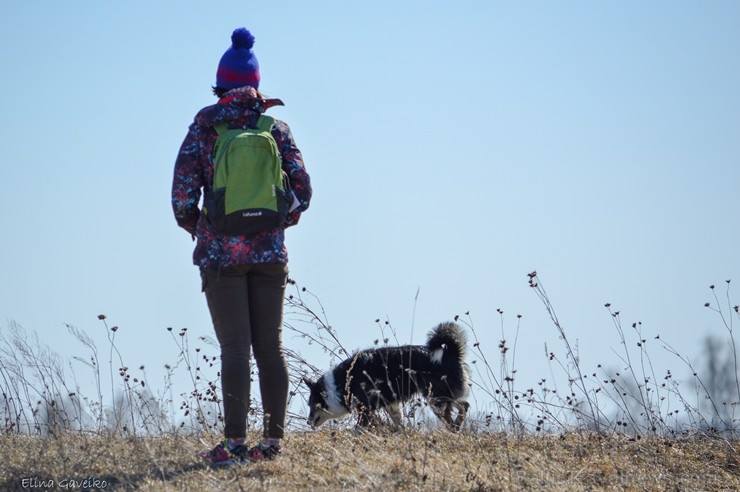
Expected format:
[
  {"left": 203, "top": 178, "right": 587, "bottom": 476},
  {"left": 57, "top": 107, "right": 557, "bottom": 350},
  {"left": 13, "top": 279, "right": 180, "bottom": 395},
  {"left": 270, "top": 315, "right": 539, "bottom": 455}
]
[{"left": 216, "top": 28, "right": 260, "bottom": 91}]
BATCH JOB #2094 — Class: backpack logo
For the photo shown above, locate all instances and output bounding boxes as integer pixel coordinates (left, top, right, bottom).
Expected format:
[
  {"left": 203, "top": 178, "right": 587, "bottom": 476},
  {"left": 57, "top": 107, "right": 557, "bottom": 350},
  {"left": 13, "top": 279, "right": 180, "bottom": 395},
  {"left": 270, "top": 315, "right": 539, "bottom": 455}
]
[{"left": 203, "top": 115, "right": 293, "bottom": 235}]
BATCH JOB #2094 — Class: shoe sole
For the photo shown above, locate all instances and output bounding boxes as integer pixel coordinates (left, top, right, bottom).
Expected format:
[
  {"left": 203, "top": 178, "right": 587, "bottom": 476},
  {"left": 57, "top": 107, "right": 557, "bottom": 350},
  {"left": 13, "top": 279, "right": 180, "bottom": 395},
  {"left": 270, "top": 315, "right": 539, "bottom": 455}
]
[{"left": 198, "top": 451, "right": 248, "bottom": 468}]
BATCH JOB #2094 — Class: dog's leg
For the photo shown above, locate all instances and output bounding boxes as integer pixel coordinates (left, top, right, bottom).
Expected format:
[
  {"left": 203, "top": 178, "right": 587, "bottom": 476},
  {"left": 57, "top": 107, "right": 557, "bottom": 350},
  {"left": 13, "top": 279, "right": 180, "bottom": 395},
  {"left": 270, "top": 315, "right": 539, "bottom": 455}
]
[
  {"left": 386, "top": 402, "right": 403, "bottom": 429},
  {"left": 443, "top": 403, "right": 453, "bottom": 426},
  {"left": 428, "top": 398, "right": 453, "bottom": 428},
  {"left": 450, "top": 400, "right": 470, "bottom": 432},
  {"left": 429, "top": 398, "right": 469, "bottom": 432}
]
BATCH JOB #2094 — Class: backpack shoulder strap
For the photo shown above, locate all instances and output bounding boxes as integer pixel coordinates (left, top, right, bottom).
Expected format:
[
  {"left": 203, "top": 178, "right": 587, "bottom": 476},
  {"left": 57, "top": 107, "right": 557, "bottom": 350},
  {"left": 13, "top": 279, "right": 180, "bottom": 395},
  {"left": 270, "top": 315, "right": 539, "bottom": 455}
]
[
  {"left": 213, "top": 123, "right": 229, "bottom": 135},
  {"left": 256, "top": 115, "right": 275, "bottom": 133}
]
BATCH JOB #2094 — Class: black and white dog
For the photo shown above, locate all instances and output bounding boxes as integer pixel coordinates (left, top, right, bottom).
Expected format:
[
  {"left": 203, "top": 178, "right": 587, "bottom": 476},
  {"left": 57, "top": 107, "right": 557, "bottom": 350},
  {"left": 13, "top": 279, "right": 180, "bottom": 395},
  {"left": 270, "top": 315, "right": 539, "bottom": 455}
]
[{"left": 304, "top": 322, "right": 470, "bottom": 431}]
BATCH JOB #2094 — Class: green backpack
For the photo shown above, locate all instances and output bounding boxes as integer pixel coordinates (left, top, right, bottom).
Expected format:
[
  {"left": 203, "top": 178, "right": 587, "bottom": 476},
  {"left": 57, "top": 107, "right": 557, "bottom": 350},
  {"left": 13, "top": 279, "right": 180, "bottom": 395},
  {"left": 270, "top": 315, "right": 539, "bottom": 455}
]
[{"left": 204, "top": 115, "right": 293, "bottom": 235}]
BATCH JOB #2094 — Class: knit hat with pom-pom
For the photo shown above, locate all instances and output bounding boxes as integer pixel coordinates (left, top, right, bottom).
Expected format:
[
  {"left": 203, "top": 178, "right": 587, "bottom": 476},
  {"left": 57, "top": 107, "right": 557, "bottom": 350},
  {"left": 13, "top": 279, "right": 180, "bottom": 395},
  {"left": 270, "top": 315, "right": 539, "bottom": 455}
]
[{"left": 216, "top": 28, "right": 260, "bottom": 90}]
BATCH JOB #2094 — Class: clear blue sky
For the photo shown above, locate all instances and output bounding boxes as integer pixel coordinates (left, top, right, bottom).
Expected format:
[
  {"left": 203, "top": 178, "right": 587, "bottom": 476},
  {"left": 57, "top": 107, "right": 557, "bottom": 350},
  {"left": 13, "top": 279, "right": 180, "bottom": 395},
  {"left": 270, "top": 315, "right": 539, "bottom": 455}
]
[{"left": 1, "top": 1, "right": 738, "bottom": 422}]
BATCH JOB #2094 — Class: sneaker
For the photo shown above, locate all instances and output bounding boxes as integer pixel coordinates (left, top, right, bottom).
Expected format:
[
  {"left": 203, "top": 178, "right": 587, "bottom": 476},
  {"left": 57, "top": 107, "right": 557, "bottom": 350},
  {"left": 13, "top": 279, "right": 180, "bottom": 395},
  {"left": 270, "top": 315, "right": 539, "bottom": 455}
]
[
  {"left": 246, "top": 442, "right": 282, "bottom": 463},
  {"left": 200, "top": 440, "right": 250, "bottom": 467}
]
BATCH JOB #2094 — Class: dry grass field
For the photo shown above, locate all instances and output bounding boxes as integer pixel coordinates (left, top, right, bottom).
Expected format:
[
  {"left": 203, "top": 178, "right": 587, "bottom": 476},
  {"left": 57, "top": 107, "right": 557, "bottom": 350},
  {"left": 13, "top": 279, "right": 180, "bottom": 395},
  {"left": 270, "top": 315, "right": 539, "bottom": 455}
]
[
  {"left": 2, "top": 276, "right": 738, "bottom": 490},
  {"left": 1, "top": 429, "right": 739, "bottom": 491}
]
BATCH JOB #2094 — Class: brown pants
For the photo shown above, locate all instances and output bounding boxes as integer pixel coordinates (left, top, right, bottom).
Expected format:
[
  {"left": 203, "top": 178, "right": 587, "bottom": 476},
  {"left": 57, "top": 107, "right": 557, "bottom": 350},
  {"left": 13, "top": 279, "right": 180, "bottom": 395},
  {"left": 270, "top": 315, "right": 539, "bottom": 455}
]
[{"left": 201, "top": 263, "right": 289, "bottom": 439}]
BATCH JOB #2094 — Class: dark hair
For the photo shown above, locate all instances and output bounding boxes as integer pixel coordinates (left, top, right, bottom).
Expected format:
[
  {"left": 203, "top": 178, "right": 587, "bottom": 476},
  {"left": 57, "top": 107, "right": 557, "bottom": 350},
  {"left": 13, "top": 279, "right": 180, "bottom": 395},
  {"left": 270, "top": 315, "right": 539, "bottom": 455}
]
[
  {"left": 212, "top": 86, "right": 229, "bottom": 98},
  {"left": 212, "top": 86, "right": 266, "bottom": 99}
]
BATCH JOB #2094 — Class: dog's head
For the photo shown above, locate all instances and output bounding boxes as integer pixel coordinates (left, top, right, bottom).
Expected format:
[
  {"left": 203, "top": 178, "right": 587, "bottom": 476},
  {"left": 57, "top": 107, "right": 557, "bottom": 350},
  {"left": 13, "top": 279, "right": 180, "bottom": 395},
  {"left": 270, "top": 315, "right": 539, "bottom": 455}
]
[{"left": 303, "top": 376, "right": 341, "bottom": 429}]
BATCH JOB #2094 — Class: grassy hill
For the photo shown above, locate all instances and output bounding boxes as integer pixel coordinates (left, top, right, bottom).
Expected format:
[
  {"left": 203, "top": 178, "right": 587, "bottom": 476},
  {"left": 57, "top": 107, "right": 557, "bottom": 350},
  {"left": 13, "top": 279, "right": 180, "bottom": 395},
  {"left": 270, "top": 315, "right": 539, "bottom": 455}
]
[
  {"left": 1, "top": 429, "right": 739, "bottom": 491},
  {"left": 2, "top": 276, "right": 739, "bottom": 490}
]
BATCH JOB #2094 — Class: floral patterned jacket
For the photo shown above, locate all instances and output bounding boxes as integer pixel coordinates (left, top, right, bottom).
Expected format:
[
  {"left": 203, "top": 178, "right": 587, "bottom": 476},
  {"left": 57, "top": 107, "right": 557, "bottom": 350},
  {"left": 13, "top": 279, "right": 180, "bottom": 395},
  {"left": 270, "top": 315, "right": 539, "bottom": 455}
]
[{"left": 172, "top": 86, "right": 312, "bottom": 268}]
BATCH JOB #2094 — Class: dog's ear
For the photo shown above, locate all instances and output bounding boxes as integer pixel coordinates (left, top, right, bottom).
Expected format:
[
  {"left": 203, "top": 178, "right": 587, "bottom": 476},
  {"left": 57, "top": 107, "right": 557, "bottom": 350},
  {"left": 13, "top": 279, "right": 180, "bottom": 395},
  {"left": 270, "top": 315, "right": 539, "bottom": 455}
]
[{"left": 303, "top": 377, "right": 316, "bottom": 389}]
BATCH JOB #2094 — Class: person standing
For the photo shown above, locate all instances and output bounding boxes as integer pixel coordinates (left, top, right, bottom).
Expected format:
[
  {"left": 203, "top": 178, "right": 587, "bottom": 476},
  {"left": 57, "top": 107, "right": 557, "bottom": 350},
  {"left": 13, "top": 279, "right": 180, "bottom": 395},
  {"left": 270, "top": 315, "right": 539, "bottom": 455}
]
[{"left": 172, "top": 27, "right": 311, "bottom": 466}]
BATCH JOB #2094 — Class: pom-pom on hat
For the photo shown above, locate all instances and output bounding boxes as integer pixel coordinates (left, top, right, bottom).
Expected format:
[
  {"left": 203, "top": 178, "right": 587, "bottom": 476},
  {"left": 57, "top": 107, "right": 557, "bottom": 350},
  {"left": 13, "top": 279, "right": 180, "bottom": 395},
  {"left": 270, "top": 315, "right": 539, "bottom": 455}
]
[{"left": 216, "top": 28, "right": 260, "bottom": 90}]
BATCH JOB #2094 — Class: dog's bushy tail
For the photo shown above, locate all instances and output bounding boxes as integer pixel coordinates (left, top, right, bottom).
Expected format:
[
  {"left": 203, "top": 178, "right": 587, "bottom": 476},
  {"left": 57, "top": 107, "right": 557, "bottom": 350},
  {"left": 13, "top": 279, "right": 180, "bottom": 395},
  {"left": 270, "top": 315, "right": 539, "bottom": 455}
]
[{"left": 426, "top": 321, "right": 467, "bottom": 364}]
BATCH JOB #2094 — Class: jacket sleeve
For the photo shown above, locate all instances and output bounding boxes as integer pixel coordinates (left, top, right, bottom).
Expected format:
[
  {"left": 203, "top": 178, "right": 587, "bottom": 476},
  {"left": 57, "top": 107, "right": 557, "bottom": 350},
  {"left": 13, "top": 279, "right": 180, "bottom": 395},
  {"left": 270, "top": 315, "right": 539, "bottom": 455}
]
[
  {"left": 171, "top": 123, "right": 205, "bottom": 236},
  {"left": 272, "top": 119, "right": 312, "bottom": 227}
]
